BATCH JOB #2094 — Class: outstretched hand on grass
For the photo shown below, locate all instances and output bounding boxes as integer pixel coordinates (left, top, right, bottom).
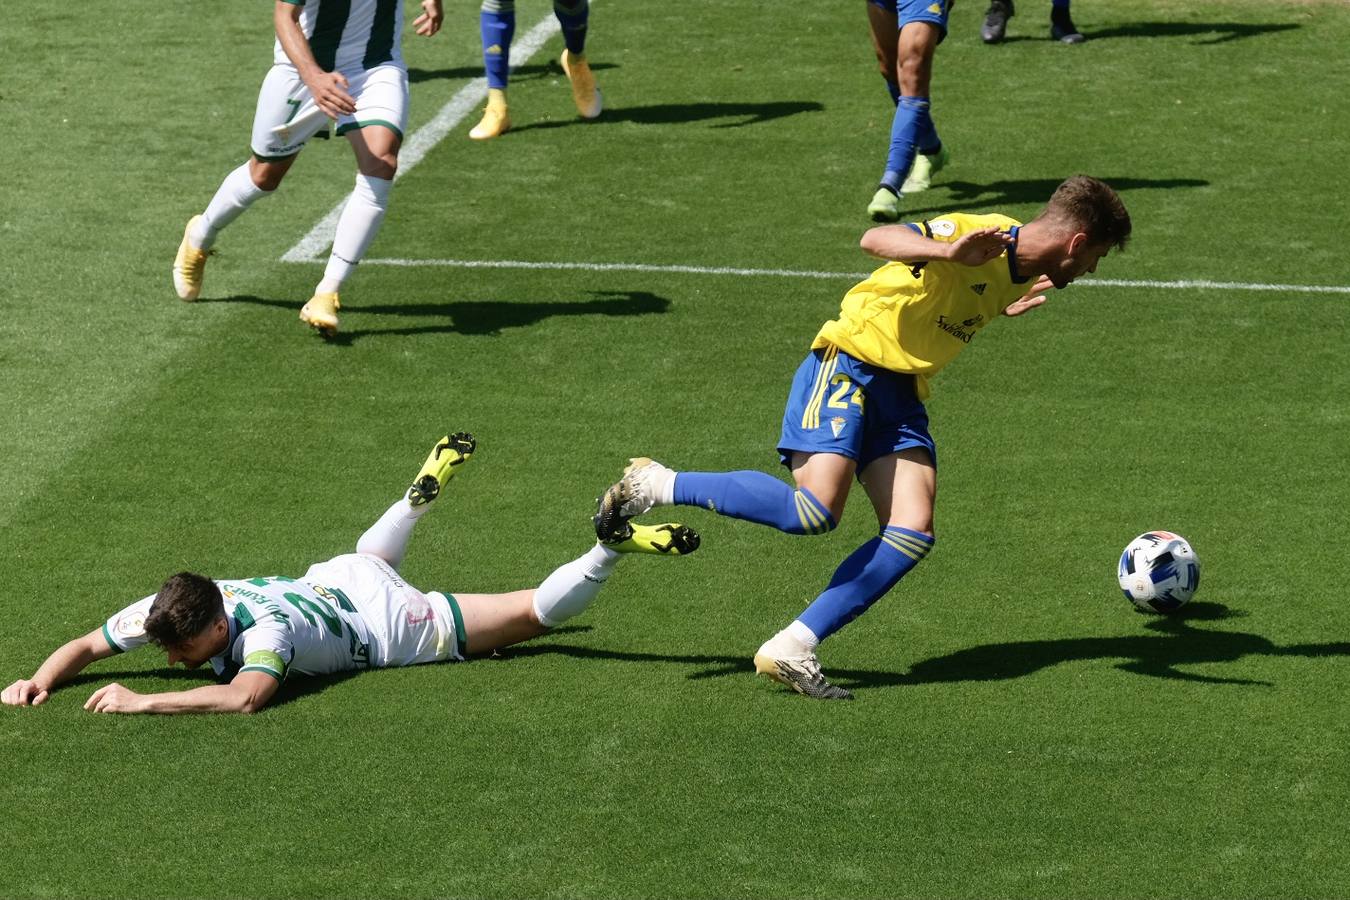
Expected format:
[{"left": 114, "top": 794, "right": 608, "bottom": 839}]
[
  {"left": 84, "top": 683, "right": 145, "bottom": 714},
  {"left": 2, "top": 679, "right": 50, "bottom": 706}
]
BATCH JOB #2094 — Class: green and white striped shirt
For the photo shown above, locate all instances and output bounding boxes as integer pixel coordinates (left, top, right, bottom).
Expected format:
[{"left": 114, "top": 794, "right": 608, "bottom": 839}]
[{"left": 276, "top": 0, "right": 405, "bottom": 74}]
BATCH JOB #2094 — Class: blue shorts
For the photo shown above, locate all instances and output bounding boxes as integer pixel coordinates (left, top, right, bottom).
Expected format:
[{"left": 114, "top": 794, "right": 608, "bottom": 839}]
[
  {"left": 868, "top": 0, "right": 950, "bottom": 37},
  {"left": 777, "top": 346, "right": 937, "bottom": 475}
]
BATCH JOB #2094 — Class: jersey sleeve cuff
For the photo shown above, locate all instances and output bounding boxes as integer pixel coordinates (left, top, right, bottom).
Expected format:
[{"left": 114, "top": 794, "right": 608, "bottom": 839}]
[
  {"left": 239, "top": 665, "right": 285, "bottom": 682},
  {"left": 101, "top": 623, "right": 126, "bottom": 654}
]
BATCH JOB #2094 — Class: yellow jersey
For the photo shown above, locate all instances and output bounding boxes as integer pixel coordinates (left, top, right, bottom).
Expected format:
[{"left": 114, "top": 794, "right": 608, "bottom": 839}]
[{"left": 812, "top": 212, "right": 1034, "bottom": 399}]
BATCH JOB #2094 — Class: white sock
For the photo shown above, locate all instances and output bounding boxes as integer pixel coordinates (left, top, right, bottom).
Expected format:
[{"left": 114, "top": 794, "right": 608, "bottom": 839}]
[
  {"left": 355, "top": 496, "right": 430, "bottom": 569},
  {"left": 531, "top": 544, "right": 622, "bottom": 628},
  {"left": 194, "top": 163, "right": 269, "bottom": 250},
  {"left": 786, "top": 620, "right": 821, "bottom": 650},
  {"left": 320, "top": 173, "right": 392, "bottom": 292},
  {"left": 658, "top": 469, "right": 677, "bottom": 505}
]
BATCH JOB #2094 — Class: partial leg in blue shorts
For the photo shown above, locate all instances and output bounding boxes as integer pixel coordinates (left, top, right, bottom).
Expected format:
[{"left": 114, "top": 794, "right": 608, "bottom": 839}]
[{"left": 865, "top": 0, "right": 949, "bottom": 222}]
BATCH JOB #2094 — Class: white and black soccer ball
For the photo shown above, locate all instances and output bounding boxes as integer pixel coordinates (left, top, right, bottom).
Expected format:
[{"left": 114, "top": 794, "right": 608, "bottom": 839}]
[{"left": 1117, "top": 531, "right": 1201, "bottom": 613}]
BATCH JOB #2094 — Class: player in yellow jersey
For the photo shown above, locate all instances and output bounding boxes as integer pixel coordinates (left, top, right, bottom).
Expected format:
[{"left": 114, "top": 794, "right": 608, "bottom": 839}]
[{"left": 595, "top": 176, "right": 1131, "bottom": 700}]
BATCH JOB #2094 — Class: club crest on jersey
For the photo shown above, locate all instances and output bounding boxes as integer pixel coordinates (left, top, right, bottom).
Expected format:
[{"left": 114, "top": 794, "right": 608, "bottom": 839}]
[
  {"left": 830, "top": 416, "right": 847, "bottom": 438},
  {"left": 970, "top": 283, "right": 987, "bottom": 295},
  {"left": 114, "top": 613, "right": 146, "bottom": 637},
  {"left": 930, "top": 219, "right": 957, "bottom": 237}
]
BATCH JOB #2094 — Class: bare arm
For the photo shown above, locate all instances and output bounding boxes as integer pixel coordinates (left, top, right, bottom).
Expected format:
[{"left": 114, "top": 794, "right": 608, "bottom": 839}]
[
  {"left": 2, "top": 629, "right": 117, "bottom": 706},
  {"left": 273, "top": 0, "right": 355, "bottom": 117},
  {"left": 861, "top": 224, "right": 1014, "bottom": 267},
  {"left": 84, "top": 670, "right": 281, "bottom": 715}
]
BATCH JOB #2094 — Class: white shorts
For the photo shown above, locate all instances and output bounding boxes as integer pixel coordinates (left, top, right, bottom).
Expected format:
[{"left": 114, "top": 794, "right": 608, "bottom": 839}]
[
  {"left": 250, "top": 63, "right": 409, "bottom": 159},
  {"left": 302, "top": 553, "right": 464, "bottom": 668}
]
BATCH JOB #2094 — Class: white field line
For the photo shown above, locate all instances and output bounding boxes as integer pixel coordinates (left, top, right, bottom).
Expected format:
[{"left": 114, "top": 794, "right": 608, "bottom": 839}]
[
  {"left": 280, "top": 14, "right": 563, "bottom": 263},
  {"left": 326, "top": 257, "right": 1350, "bottom": 295}
]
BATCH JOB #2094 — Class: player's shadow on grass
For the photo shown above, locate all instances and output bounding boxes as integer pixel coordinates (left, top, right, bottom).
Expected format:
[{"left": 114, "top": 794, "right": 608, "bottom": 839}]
[
  {"left": 208, "top": 290, "right": 670, "bottom": 342},
  {"left": 407, "top": 61, "right": 619, "bottom": 84},
  {"left": 906, "top": 176, "right": 1209, "bottom": 217},
  {"left": 61, "top": 668, "right": 214, "bottom": 691},
  {"left": 509, "top": 100, "right": 825, "bottom": 132},
  {"left": 497, "top": 604, "right": 1350, "bottom": 695},
  {"left": 1083, "top": 21, "right": 1299, "bottom": 45},
  {"left": 997, "top": 21, "right": 1298, "bottom": 45},
  {"left": 836, "top": 603, "right": 1350, "bottom": 691}
]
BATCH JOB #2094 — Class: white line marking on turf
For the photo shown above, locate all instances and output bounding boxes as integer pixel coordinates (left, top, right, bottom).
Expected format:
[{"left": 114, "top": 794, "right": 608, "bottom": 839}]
[
  {"left": 280, "top": 14, "right": 563, "bottom": 263},
  {"left": 339, "top": 257, "right": 1350, "bottom": 294}
]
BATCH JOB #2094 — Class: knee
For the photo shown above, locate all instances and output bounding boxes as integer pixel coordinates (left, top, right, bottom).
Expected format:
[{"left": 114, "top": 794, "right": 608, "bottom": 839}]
[
  {"left": 887, "top": 519, "right": 934, "bottom": 541},
  {"left": 248, "top": 158, "right": 289, "bottom": 191},
  {"left": 361, "top": 153, "right": 398, "bottom": 181},
  {"left": 898, "top": 55, "right": 930, "bottom": 93},
  {"left": 792, "top": 489, "right": 840, "bottom": 536},
  {"left": 881, "top": 524, "right": 935, "bottom": 564}
]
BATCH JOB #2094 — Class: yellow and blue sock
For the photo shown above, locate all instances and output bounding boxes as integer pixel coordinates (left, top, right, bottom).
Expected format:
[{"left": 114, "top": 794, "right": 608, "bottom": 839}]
[
  {"left": 880, "top": 96, "right": 941, "bottom": 193},
  {"left": 673, "top": 471, "right": 835, "bottom": 536},
  {"left": 479, "top": 0, "right": 516, "bottom": 90},
  {"left": 553, "top": 0, "right": 589, "bottom": 55},
  {"left": 797, "top": 526, "right": 935, "bottom": 641}
]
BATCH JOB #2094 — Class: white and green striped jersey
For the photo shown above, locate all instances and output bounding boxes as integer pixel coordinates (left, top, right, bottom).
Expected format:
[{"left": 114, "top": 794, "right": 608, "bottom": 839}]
[
  {"left": 102, "top": 576, "right": 375, "bottom": 683},
  {"left": 275, "top": 0, "right": 405, "bottom": 74}
]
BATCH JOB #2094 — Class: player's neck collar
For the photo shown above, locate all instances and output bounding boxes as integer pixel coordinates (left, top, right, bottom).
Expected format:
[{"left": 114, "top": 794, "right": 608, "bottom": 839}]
[
  {"left": 212, "top": 614, "right": 241, "bottom": 673},
  {"left": 1006, "top": 225, "right": 1030, "bottom": 284}
]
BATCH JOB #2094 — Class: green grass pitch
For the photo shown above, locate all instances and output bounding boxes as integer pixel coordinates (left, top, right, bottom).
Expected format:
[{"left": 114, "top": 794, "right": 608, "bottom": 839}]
[{"left": 3, "top": 1, "right": 1349, "bottom": 897}]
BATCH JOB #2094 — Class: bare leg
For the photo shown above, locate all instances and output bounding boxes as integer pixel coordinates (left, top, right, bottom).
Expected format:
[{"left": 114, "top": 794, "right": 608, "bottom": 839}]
[
  {"left": 788, "top": 450, "right": 858, "bottom": 525},
  {"left": 866, "top": 2, "right": 901, "bottom": 102},
  {"left": 859, "top": 446, "right": 937, "bottom": 534},
  {"left": 455, "top": 543, "right": 622, "bottom": 654},
  {"left": 455, "top": 590, "right": 549, "bottom": 655},
  {"left": 312, "top": 126, "right": 400, "bottom": 299}
]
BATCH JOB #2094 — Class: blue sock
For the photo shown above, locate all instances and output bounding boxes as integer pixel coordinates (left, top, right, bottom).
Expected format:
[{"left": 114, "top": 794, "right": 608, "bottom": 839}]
[
  {"left": 673, "top": 471, "right": 836, "bottom": 536},
  {"left": 480, "top": 1, "right": 516, "bottom": 90},
  {"left": 880, "top": 96, "right": 932, "bottom": 192},
  {"left": 1052, "top": 0, "right": 1070, "bottom": 9},
  {"left": 797, "top": 526, "right": 934, "bottom": 641},
  {"left": 883, "top": 77, "right": 901, "bottom": 106},
  {"left": 915, "top": 101, "right": 941, "bottom": 156},
  {"left": 554, "top": 0, "right": 589, "bottom": 55}
]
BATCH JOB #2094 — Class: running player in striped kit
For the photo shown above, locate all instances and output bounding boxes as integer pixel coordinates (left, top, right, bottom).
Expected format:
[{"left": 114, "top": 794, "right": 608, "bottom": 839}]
[{"left": 171, "top": 0, "right": 444, "bottom": 336}]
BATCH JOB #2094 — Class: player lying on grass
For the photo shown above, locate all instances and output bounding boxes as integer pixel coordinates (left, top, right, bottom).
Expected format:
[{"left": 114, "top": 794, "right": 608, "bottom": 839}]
[
  {"left": 2, "top": 434, "right": 698, "bottom": 714},
  {"left": 171, "top": 0, "right": 445, "bottom": 336},
  {"left": 595, "top": 176, "right": 1131, "bottom": 700}
]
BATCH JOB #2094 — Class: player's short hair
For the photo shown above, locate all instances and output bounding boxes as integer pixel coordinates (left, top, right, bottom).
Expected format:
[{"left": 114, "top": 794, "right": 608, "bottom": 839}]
[
  {"left": 1041, "top": 175, "right": 1132, "bottom": 251},
  {"left": 144, "top": 572, "right": 225, "bottom": 647}
]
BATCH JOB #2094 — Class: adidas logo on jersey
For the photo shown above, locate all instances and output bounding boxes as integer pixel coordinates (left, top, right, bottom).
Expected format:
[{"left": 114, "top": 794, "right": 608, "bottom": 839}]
[{"left": 970, "top": 283, "right": 987, "bottom": 295}]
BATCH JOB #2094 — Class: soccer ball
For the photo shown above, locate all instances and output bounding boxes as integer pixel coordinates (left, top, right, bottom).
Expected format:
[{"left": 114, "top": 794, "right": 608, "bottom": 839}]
[{"left": 1117, "top": 531, "right": 1201, "bottom": 613}]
